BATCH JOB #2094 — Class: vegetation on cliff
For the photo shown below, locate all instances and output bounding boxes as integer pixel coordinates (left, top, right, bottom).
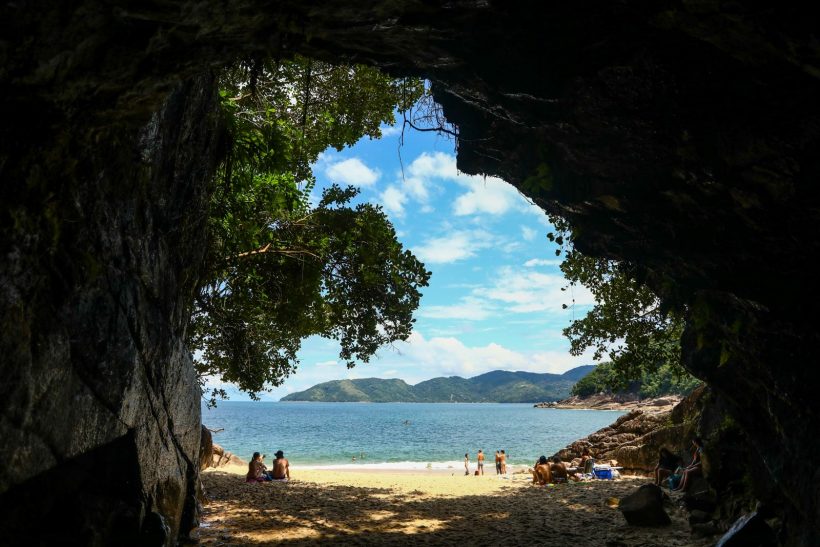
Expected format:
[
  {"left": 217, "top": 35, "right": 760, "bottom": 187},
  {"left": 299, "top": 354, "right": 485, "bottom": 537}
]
[
  {"left": 571, "top": 362, "right": 701, "bottom": 399},
  {"left": 281, "top": 366, "right": 594, "bottom": 402},
  {"left": 551, "top": 218, "right": 696, "bottom": 392},
  {"left": 189, "top": 57, "right": 431, "bottom": 404}
]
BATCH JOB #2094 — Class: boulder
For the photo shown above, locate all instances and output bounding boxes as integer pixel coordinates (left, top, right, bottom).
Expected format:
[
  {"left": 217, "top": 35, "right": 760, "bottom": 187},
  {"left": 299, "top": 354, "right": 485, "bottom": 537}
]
[
  {"left": 211, "top": 443, "right": 246, "bottom": 468},
  {"left": 618, "top": 484, "right": 671, "bottom": 526},
  {"left": 683, "top": 481, "right": 718, "bottom": 513},
  {"left": 551, "top": 387, "right": 705, "bottom": 475},
  {"left": 716, "top": 511, "right": 776, "bottom": 547},
  {"left": 199, "top": 426, "right": 214, "bottom": 471}
]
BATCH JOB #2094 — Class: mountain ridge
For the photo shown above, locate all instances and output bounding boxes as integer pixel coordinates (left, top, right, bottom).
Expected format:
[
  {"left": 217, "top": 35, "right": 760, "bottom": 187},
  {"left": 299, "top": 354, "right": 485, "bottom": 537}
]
[{"left": 280, "top": 365, "right": 595, "bottom": 403}]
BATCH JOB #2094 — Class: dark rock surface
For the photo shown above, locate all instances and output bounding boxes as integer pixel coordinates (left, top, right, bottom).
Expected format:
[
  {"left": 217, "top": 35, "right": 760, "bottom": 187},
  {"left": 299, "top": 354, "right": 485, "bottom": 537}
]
[
  {"left": 0, "top": 75, "right": 223, "bottom": 544},
  {"left": 618, "top": 484, "right": 671, "bottom": 527},
  {"left": 2, "top": 1, "right": 820, "bottom": 544}
]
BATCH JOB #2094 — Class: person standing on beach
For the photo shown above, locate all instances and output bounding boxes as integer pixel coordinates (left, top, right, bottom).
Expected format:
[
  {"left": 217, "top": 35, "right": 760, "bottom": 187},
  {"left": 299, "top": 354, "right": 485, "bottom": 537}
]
[
  {"left": 495, "top": 451, "right": 502, "bottom": 474},
  {"left": 477, "top": 450, "right": 485, "bottom": 475},
  {"left": 500, "top": 450, "right": 507, "bottom": 474},
  {"left": 464, "top": 453, "right": 470, "bottom": 476}
]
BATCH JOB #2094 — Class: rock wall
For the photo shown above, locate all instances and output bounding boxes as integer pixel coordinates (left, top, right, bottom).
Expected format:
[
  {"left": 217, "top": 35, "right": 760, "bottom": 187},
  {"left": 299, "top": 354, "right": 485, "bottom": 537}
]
[
  {"left": 3, "top": 1, "right": 820, "bottom": 544},
  {"left": 0, "top": 75, "right": 224, "bottom": 544}
]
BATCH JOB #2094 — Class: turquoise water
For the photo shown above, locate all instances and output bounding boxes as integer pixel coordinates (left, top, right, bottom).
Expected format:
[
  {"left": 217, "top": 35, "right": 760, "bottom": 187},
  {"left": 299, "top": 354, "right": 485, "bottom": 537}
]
[{"left": 202, "top": 402, "right": 622, "bottom": 469}]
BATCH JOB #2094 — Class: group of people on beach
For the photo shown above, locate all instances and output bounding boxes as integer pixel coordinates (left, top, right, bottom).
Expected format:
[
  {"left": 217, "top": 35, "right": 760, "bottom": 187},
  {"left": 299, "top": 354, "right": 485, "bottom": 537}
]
[
  {"left": 464, "top": 449, "right": 508, "bottom": 476},
  {"left": 246, "top": 450, "right": 290, "bottom": 483},
  {"left": 531, "top": 455, "right": 572, "bottom": 485},
  {"left": 653, "top": 437, "right": 703, "bottom": 492}
]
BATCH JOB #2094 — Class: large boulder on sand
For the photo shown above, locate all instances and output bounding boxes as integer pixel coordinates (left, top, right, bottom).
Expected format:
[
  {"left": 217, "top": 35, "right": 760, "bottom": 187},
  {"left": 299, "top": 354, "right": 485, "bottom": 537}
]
[
  {"left": 618, "top": 484, "right": 671, "bottom": 526},
  {"left": 716, "top": 511, "right": 776, "bottom": 547},
  {"left": 200, "top": 426, "right": 214, "bottom": 471}
]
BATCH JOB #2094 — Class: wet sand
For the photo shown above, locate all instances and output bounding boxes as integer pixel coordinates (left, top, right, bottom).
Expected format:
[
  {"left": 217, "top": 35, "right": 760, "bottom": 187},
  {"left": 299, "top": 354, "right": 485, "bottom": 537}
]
[{"left": 196, "top": 465, "right": 711, "bottom": 546}]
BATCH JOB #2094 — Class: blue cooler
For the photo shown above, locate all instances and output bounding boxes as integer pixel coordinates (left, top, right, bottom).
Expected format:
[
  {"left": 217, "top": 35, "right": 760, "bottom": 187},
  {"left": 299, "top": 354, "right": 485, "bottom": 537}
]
[{"left": 593, "top": 467, "right": 613, "bottom": 480}]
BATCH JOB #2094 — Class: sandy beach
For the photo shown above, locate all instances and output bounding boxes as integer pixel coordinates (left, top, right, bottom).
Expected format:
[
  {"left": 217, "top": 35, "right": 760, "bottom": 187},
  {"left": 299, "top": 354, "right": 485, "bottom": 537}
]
[{"left": 196, "top": 465, "right": 711, "bottom": 546}]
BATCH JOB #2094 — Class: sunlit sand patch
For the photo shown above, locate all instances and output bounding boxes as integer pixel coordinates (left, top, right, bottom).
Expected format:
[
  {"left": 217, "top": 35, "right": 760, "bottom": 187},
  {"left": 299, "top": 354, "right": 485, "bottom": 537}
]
[{"left": 394, "top": 517, "right": 447, "bottom": 534}]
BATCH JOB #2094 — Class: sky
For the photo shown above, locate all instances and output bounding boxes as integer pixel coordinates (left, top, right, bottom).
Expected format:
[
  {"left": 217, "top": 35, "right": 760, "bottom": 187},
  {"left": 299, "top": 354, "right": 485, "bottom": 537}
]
[{"left": 205, "top": 115, "right": 600, "bottom": 401}]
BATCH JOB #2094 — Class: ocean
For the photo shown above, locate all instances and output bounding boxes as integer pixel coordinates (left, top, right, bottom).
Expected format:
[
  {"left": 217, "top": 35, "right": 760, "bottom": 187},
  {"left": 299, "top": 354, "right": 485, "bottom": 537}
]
[{"left": 202, "top": 402, "right": 623, "bottom": 469}]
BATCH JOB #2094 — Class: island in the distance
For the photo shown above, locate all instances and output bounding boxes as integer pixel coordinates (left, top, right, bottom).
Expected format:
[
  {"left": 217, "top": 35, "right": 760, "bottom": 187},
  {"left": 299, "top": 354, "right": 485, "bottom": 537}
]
[{"left": 280, "top": 366, "right": 595, "bottom": 403}]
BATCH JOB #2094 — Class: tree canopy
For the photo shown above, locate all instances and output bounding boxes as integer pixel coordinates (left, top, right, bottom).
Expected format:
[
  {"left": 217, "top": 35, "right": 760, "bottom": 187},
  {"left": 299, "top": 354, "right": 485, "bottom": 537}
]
[
  {"left": 189, "top": 55, "right": 430, "bottom": 404},
  {"left": 571, "top": 362, "right": 701, "bottom": 398}
]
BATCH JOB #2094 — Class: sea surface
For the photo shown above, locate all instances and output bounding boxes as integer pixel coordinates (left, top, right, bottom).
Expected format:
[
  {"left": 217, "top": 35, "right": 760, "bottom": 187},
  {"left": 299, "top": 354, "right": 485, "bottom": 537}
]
[{"left": 202, "top": 402, "right": 623, "bottom": 469}]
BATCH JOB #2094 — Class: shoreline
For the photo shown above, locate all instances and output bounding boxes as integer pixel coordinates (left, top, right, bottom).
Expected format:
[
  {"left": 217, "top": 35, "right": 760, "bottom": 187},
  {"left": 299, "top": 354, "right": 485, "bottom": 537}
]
[
  {"left": 535, "top": 394, "right": 682, "bottom": 413},
  {"left": 219, "top": 462, "right": 532, "bottom": 476}
]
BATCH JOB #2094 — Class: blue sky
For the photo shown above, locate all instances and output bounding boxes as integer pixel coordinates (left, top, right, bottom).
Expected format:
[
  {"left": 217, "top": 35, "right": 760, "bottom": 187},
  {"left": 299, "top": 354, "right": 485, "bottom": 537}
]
[{"left": 206, "top": 116, "right": 598, "bottom": 401}]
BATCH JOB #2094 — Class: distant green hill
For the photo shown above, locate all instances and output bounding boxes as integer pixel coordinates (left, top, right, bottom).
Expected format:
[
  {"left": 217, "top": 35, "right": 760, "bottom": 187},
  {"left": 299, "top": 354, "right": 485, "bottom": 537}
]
[{"left": 280, "top": 366, "right": 595, "bottom": 402}]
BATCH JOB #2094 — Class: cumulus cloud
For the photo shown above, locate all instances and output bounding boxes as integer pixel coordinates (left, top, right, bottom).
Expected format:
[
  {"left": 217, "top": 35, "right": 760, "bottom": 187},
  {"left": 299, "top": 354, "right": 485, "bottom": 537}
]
[
  {"left": 379, "top": 185, "right": 407, "bottom": 217},
  {"left": 419, "top": 296, "right": 495, "bottom": 321},
  {"left": 380, "top": 124, "right": 403, "bottom": 137},
  {"left": 325, "top": 157, "right": 380, "bottom": 186},
  {"left": 412, "top": 229, "right": 496, "bottom": 264},
  {"left": 419, "top": 264, "right": 594, "bottom": 319},
  {"left": 478, "top": 266, "right": 595, "bottom": 313},
  {"left": 524, "top": 258, "right": 562, "bottom": 267},
  {"left": 381, "top": 331, "right": 598, "bottom": 379}
]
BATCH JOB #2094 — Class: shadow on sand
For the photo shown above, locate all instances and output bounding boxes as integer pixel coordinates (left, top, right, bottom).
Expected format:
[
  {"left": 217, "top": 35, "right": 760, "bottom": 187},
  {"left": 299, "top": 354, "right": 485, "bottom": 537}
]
[{"left": 196, "top": 471, "right": 709, "bottom": 546}]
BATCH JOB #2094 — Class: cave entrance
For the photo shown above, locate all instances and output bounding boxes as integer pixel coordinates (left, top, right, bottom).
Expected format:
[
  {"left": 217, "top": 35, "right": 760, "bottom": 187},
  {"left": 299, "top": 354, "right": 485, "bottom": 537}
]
[{"left": 198, "top": 60, "right": 597, "bottom": 407}]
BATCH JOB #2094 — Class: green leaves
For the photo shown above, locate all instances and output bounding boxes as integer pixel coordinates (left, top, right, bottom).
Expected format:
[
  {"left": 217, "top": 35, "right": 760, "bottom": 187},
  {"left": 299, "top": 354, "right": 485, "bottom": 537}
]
[
  {"left": 191, "top": 56, "right": 429, "bottom": 406},
  {"left": 553, "top": 214, "right": 696, "bottom": 390}
]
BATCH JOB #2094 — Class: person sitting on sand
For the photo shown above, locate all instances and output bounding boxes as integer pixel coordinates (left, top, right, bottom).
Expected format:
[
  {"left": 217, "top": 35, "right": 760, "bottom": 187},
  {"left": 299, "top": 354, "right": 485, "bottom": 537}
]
[
  {"left": 673, "top": 438, "right": 703, "bottom": 492},
  {"left": 477, "top": 449, "right": 485, "bottom": 475},
  {"left": 246, "top": 452, "right": 272, "bottom": 483},
  {"left": 654, "top": 447, "right": 681, "bottom": 487},
  {"left": 580, "top": 447, "right": 595, "bottom": 474},
  {"left": 464, "top": 453, "right": 470, "bottom": 476},
  {"left": 272, "top": 450, "right": 290, "bottom": 481},
  {"left": 550, "top": 456, "right": 569, "bottom": 483},
  {"left": 531, "top": 456, "right": 552, "bottom": 485},
  {"left": 495, "top": 450, "right": 502, "bottom": 475}
]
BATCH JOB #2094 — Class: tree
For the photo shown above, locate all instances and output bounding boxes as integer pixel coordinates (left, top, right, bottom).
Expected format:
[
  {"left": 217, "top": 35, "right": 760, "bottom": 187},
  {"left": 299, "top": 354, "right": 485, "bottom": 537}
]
[
  {"left": 190, "top": 56, "right": 430, "bottom": 405},
  {"left": 552, "top": 217, "right": 697, "bottom": 391}
]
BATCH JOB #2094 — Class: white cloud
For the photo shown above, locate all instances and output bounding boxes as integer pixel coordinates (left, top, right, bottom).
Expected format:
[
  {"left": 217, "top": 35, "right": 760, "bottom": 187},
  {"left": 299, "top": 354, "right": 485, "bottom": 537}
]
[
  {"left": 314, "top": 360, "right": 338, "bottom": 368},
  {"left": 325, "top": 157, "right": 380, "bottom": 186},
  {"left": 379, "top": 331, "right": 598, "bottom": 379},
  {"left": 524, "top": 258, "right": 561, "bottom": 267},
  {"left": 380, "top": 124, "right": 403, "bottom": 137},
  {"left": 452, "top": 177, "right": 522, "bottom": 216},
  {"left": 406, "top": 151, "right": 456, "bottom": 179},
  {"left": 379, "top": 185, "right": 407, "bottom": 217},
  {"left": 419, "top": 296, "right": 495, "bottom": 321},
  {"left": 521, "top": 226, "right": 537, "bottom": 241},
  {"left": 397, "top": 151, "right": 545, "bottom": 219},
  {"left": 412, "top": 229, "right": 496, "bottom": 264},
  {"left": 478, "top": 267, "right": 595, "bottom": 314}
]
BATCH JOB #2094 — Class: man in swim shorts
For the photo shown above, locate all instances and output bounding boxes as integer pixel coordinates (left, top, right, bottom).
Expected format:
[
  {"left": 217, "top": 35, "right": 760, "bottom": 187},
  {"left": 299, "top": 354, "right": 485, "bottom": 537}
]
[{"left": 477, "top": 449, "right": 485, "bottom": 475}]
